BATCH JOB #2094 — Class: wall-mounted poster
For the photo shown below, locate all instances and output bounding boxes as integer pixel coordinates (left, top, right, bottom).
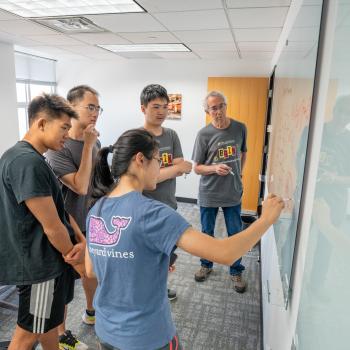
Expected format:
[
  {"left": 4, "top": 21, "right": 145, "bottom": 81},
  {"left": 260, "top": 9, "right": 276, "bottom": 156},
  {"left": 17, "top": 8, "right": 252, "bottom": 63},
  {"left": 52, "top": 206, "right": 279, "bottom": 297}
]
[{"left": 167, "top": 94, "right": 182, "bottom": 119}]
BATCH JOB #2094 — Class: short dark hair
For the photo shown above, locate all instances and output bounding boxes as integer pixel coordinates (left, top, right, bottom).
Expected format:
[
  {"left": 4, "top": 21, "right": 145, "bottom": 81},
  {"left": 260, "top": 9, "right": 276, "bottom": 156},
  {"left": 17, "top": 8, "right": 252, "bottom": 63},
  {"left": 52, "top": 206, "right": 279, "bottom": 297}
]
[
  {"left": 67, "top": 85, "right": 99, "bottom": 104},
  {"left": 140, "top": 84, "right": 169, "bottom": 107},
  {"left": 28, "top": 93, "right": 78, "bottom": 126}
]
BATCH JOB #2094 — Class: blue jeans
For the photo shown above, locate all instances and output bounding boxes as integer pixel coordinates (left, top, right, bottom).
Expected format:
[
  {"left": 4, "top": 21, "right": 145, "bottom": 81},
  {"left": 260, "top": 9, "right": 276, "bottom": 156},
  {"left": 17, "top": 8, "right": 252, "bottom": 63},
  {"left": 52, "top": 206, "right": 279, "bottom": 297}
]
[{"left": 200, "top": 204, "right": 245, "bottom": 276}]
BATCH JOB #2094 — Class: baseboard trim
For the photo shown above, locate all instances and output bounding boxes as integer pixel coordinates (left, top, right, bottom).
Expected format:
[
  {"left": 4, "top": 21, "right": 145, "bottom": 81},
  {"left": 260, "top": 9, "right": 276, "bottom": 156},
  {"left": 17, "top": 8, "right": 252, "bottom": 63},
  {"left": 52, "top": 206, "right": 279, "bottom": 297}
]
[{"left": 176, "top": 197, "right": 197, "bottom": 204}]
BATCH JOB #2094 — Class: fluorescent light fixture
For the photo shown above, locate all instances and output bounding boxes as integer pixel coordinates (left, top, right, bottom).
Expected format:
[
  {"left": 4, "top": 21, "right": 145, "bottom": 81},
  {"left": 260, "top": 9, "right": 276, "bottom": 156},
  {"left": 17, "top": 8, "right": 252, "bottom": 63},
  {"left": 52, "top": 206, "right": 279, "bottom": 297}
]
[
  {"left": 0, "top": 0, "right": 145, "bottom": 18},
  {"left": 34, "top": 17, "right": 105, "bottom": 33},
  {"left": 98, "top": 44, "right": 191, "bottom": 53}
]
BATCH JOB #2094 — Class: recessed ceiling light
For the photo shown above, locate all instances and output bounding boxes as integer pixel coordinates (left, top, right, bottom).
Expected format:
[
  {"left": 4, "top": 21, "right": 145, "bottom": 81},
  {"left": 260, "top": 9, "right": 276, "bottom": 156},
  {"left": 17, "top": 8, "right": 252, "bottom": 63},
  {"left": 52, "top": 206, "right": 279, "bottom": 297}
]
[
  {"left": 34, "top": 17, "right": 105, "bottom": 34},
  {"left": 0, "top": 0, "right": 145, "bottom": 18},
  {"left": 98, "top": 44, "right": 191, "bottom": 53}
]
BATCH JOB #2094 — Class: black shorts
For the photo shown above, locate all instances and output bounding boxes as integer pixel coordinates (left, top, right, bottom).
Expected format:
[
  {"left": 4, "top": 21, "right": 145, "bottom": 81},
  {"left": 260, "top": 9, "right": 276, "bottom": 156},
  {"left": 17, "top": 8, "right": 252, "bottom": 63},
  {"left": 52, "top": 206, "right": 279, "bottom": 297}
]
[{"left": 16, "top": 267, "right": 75, "bottom": 334}]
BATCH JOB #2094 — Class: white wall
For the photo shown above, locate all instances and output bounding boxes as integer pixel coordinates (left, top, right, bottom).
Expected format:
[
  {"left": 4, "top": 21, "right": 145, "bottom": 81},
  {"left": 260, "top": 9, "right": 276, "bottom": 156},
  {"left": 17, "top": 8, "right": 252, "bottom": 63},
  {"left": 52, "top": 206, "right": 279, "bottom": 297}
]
[
  {"left": 57, "top": 58, "right": 270, "bottom": 199},
  {"left": 0, "top": 42, "right": 19, "bottom": 154}
]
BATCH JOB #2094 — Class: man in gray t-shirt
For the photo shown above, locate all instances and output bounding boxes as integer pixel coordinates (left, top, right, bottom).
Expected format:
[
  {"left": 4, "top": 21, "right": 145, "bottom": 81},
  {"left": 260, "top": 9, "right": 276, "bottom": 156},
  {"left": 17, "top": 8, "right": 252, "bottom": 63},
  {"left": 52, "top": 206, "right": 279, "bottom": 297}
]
[
  {"left": 143, "top": 127, "right": 183, "bottom": 209},
  {"left": 192, "top": 91, "right": 248, "bottom": 293},
  {"left": 140, "top": 84, "right": 192, "bottom": 301},
  {"left": 46, "top": 85, "right": 102, "bottom": 347}
]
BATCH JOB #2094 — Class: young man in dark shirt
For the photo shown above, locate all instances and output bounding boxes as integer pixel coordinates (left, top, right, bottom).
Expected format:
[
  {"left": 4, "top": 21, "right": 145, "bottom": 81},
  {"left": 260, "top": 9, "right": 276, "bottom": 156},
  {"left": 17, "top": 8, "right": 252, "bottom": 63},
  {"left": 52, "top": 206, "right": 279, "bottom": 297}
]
[{"left": 0, "top": 94, "right": 85, "bottom": 350}]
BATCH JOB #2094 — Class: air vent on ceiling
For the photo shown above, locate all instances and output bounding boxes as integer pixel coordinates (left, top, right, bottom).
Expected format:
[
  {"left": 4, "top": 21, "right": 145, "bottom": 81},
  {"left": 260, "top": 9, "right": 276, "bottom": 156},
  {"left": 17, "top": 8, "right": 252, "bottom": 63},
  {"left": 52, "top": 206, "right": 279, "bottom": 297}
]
[{"left": 34, "top": 17, "right": 105, "bottom": 34}]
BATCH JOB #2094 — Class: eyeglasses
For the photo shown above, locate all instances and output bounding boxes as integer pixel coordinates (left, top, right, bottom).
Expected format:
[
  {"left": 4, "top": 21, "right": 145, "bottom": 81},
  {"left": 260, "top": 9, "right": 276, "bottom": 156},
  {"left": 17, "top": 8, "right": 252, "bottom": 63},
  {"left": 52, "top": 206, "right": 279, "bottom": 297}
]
[
  {"left": 207, "top": 103, "right": 226, "bottom": 113},
  {"left": 79, "top": 104, "right": 103, "bottom": 115},
  {"left": 153, "top": 156, "right": 162, "bottom": 166}
]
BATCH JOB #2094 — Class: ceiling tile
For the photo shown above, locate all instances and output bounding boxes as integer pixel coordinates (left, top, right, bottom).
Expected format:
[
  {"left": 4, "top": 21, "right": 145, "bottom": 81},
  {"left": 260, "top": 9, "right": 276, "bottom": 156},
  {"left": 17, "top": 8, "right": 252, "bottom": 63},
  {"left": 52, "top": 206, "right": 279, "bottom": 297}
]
[
  {"left": 119, "top": 31, "right": 180, "bottom": 44},
  {"left": 234, "top": 28, "right": 282, "bottom": 41},
  {"left": 228, "top": 7, "right": 289, "bottom": 28},
  {"left": 240, "top": 51, "right": 274, "bottom": 59},
  {"left": 196, "top": 51, "right": 238, "bottom": 59},
  {"left": 69, "top": 32, "right": 130, "bottom": 45},
  {"left": 226, "top": 0, "right": 291, "bottom": 8},
  {"left": 0, "top": 9, "right": 20, "bottom": 20},
  {"left": 293, "top": 5, "right": 322, "bottom": 27},
  {"left": 0, "top": 19, "right": 58, "bottom": 35},
  {"left": 25, "top": 34, "right": 83, "bottom": 46},
  {"left": 153, "top": 9, "right": 229, "bottom": 31},
  {"left": 188, "top": 42, "right": 236, "bottom": 51},
  {"left": 58, "top": 45, "right": 108, "bottom": 55},
  {"left": 137, "top": 0, "right": 223, "bottom": 12},
  {"left": 237, "top": 41, "right": 277, "bottom": 51},
  {"left": 86, "top": 13, "right": 166, "bottom": 33},
  {"left": 173, "top": 29, "right": 233, "bottom": 43},
  {"left": 155, "top": 52, "right": 199, "bottom": 59}
]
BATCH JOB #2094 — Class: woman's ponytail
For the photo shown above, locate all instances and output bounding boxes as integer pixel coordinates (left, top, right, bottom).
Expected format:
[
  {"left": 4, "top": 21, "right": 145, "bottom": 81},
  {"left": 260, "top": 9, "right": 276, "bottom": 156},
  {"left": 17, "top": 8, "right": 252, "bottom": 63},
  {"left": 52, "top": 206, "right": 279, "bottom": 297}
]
[{"left": 89, "top": 146, "right": 115, "bottom": 207}]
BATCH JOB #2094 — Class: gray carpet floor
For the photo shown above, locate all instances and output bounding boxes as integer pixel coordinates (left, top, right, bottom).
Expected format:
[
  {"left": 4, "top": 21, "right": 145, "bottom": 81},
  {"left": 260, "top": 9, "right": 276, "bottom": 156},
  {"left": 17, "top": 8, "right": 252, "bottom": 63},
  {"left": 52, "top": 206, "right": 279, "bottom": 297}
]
[{"left": 0, "top": 203, "right": 261, "bottom": 350}]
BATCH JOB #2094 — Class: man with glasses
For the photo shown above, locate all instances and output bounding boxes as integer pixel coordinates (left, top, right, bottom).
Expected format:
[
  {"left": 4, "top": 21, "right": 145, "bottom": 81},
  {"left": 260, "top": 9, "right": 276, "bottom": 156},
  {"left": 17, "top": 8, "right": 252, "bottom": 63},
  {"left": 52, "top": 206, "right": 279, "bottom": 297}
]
[
  {"left": 192, "top": 91, "right": 248, "bottom": 293},
  {"left": 46, "top": 85, "right": 101, "bottom": 349},
  {"left": 141, "top": 84, "right": 192, "bottom": 301}
]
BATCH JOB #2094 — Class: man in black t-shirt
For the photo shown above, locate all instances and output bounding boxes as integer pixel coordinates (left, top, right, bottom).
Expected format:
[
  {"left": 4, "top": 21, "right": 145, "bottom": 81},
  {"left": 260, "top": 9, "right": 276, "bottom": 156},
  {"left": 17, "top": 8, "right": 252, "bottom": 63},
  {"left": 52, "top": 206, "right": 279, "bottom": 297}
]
[{"left": 0, "top": 94, "right": 85, "bottom": 350}]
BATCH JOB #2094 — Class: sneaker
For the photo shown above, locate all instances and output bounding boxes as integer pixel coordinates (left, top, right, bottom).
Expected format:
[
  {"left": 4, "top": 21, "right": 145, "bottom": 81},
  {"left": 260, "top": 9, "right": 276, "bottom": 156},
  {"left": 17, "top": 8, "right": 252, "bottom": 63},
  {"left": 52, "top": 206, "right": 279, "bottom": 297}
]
[
  {"left": 59, "top": 330, "right": 88, "bottom": 350},
  {"left": 232, "top": 274, "right": 247, "bottom": 293},
  {"left": 82, "top": 309, "right": 95, "bottom": 325},
  {"left": 194, "top": 266, "right": 212, "bottom": 282},
  {"left": 167, "top": 288, "right": 177, "bottom": 301}
]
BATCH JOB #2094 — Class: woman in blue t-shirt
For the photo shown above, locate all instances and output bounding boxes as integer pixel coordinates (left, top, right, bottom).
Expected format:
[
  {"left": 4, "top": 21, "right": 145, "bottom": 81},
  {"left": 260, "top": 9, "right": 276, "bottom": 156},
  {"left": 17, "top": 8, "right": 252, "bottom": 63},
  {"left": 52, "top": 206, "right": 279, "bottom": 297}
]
[{"left": 85, "top": 128, "right": 284, "bottom": 350}]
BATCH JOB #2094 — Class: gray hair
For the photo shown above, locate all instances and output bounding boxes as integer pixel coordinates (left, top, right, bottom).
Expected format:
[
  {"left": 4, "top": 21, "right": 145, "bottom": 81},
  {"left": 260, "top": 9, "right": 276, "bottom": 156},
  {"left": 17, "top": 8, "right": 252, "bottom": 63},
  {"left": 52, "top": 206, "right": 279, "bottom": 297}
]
[{"left": 203, "top": 91, "right": 227, "bottom": 111}]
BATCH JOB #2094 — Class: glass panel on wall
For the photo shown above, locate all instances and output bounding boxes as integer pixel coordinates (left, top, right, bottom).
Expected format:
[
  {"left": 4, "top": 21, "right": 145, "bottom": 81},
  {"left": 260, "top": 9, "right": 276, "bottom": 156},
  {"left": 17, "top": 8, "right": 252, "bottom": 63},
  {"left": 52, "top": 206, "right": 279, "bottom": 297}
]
[
  {"left": 296, "top": 1, "right": 350, "bottom": 348},
  {"left": 17, "top": 107, "right": 27, "bottom": 139},
  {"left": 266, "top": 0, "right": 323, "bottom": 306},
  {"left": 30, "top": 83, "right": 54, "bottom": 98},
  {"left": 14, "top": 52, "right": 56, "bottom": 137},
  {"left": 16, "top": 82, "right": 27, "bottom": 103}
]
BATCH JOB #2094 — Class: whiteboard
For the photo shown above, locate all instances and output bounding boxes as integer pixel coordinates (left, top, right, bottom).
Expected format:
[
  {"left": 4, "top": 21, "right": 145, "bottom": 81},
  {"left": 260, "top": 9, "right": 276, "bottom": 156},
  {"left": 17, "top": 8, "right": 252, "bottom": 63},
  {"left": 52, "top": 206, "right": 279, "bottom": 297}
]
[{"left": 266, "top": 6, "right": 325, "bottom": 302}]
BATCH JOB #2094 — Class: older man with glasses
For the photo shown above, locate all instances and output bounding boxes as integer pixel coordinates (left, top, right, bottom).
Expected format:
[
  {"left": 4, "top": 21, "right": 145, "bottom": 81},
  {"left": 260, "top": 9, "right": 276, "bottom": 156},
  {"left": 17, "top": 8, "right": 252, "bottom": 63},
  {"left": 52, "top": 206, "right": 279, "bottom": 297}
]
[
  {"left": 46, "top": 85, "right": 102, "bottom": 350},
  {"left": 192, "top": 91, "right": 248, "bottom": 293}
]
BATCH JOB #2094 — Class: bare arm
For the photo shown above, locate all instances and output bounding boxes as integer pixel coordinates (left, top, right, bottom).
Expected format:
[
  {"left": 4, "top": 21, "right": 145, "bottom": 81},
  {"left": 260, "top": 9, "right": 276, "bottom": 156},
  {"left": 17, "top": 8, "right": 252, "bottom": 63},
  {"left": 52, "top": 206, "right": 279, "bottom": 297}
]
[
  {"left": 85, "top": 245, "right": 96, "bottom": 278},
  {"left": 157, "top": 158, "right": 192, "bottom": 183},
  {"left": 25, "top": 197, "right": 74, "bottom": 256},
  {"left": 194, "top": 162, "right": 230, "bottom": 176},
  {"left": 177, "top": 195, "right": 284, "bottom": 265},
  {"left": 60, "top": 125, "right": 98, "bottom": 195}
]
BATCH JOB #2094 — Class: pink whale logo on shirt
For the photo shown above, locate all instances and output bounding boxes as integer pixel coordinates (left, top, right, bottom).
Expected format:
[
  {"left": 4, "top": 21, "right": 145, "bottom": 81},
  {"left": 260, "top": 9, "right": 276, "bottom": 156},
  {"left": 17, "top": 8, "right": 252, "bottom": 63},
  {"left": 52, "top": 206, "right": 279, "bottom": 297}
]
[{"left": 89, "top": 215, "right": 131, "bottom": 246}]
